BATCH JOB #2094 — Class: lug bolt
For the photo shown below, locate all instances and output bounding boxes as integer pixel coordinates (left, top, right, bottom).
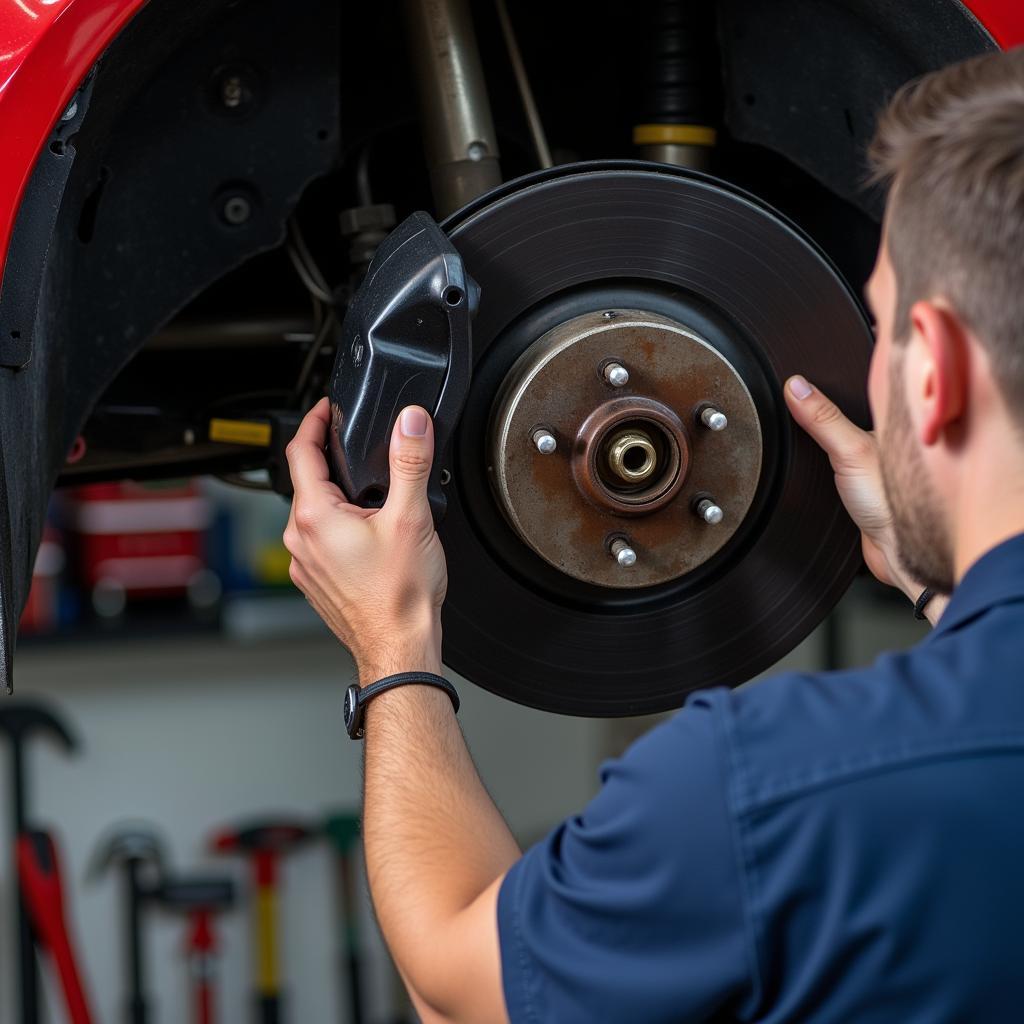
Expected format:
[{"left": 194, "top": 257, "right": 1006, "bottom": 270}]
[
  {"left": 532, "top": 429, "right": 557, "bottom": 455},
  {"left": 696, "top": 498, "right": 724, "bottom": 525},
  {"left": 610, "top": 538, "right": 637, "bottom": 567},
  {"left": 700, "top": 406, "right": 728, "bottom": 431},
  {"left": 603, "top": 362, "right": 629, "bottom": 387}
]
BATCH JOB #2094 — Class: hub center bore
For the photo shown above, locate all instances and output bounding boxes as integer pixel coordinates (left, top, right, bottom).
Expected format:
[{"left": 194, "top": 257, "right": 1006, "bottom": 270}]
[{"left": 488, "top": 308, "right": 764, "bottom": 589}]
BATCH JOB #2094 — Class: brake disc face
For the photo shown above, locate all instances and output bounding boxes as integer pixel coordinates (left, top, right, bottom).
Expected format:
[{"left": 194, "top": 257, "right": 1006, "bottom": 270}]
[{"left": 438, "top": 162, "right": 872, "bottom": 716}]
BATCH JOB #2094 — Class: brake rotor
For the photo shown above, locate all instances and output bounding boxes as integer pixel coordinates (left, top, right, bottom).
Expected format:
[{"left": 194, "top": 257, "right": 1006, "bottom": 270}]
[{"left": 438, "top": 162, "right": 872, "bottom": 716}]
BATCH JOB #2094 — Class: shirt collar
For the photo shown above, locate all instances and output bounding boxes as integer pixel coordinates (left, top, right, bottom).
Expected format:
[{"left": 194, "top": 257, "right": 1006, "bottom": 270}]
[{"left": 929, "top": 532, "right": 1024, "bottom": 640}]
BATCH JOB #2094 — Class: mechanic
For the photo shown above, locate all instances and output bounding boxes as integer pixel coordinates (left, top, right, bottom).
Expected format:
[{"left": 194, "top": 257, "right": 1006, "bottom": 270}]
[{"left": 283, "top": 48, "right": 1024, "bottom": 1023}]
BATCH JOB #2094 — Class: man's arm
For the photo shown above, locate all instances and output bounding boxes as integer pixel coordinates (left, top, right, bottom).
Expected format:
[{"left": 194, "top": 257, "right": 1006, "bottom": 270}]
[
  {"left": 283, "top": 401, "right": 515, "bottom": 1023},
  {"left": 363, "top": 684, "right": 519, "bottom": 1023}
]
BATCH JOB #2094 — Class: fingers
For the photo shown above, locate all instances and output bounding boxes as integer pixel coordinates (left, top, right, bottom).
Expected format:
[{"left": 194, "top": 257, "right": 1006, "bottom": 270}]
[
  {"left": 284, "top": 397, "right": 331, "bottom": 495},
  {"left": 383, "top": 406, "right": 434, "bottom": 525},
  {"left": 784, "top": 375, "right": 873, "bottom": 469}
]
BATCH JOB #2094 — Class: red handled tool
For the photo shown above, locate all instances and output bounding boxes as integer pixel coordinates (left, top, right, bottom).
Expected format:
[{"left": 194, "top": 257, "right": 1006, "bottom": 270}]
[
  {"left": 17, "top": 830, "right": 94, "bottom": 1024},
  {"left": 188, "top": 910, "right": 217, "bottom": 1024},
  {"left": 156, "top": 874, "right": 235, "bottom": 1024}
]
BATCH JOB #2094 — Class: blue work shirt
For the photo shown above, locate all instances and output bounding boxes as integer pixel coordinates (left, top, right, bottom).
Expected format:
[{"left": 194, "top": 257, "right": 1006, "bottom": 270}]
[{"left": 498, "top": 533, "right": 1024, "bottom": 1022}]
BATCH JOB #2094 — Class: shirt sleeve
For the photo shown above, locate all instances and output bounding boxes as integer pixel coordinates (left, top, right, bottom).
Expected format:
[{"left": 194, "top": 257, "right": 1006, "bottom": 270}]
[{"left": 497, "top": 688, "right": 753, "bottom": 1024}]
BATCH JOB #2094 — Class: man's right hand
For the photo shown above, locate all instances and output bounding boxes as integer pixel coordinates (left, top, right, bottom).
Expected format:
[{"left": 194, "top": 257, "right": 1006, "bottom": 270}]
[{"left": 784, "top": 374, "right": 923, "bottom": 604}]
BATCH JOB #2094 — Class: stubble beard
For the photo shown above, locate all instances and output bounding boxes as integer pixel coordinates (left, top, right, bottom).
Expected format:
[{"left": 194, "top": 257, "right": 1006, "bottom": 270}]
[{"left": 879, "top": 354, "right": 955, "bottom": 595}]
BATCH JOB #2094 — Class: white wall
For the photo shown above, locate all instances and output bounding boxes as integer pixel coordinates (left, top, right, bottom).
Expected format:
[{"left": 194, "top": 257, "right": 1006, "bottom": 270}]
[{"left": 4, "top": 624, "right": 603, "bottom": 1024}]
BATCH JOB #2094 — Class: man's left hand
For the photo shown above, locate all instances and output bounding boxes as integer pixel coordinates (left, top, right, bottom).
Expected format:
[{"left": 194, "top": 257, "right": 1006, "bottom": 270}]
[{"left": 283, "top": 398, "right": 447, "bottom": 682}]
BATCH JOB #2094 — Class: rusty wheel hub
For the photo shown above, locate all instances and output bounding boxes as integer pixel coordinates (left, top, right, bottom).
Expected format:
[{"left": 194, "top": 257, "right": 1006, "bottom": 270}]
[{"left": 489, "top": 310, "right": 762, "bottom": 588}]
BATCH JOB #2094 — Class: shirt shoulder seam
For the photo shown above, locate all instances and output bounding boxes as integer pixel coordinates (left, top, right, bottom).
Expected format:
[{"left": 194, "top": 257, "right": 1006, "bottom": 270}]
[
  {"left": 715, "top": 692, "right": 765, "bottom": 1020},
  {"left": 734, "top": 733, "right": 1024, "bottom": 816},
  {"left": 503, "top": 859, "right": 541, "bottom": 1024}
]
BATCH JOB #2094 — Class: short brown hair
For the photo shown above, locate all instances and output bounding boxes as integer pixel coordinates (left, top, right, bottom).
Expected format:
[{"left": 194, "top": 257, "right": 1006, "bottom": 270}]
[{"left": 869, "top": 47, "right": 1024, "bottom": 407}]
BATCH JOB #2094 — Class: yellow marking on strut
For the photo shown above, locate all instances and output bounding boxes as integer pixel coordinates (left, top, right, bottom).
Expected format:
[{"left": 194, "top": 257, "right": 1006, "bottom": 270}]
[{"left": 633, "top": 123, "right": 717, "bottom": 147}]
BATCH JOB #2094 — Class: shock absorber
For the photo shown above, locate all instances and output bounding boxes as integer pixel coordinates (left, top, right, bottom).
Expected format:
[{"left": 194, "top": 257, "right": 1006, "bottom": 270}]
[
  {"left": 405, "top": 0, "right": 502, "bottom": 218},
  {"left": 633, "top": 0, "right": 721, "bottom": 171}
]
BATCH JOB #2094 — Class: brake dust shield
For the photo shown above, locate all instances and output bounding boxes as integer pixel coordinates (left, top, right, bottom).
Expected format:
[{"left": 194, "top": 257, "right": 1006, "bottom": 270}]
[{"left": 437, "top": 162, "right": 872, "bottom": 717}]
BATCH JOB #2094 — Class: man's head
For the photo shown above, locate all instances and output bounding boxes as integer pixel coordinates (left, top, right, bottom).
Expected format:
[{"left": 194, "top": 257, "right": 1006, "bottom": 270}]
[{"left": 865, "top": 47, "right": 1024, "bottom": 592}]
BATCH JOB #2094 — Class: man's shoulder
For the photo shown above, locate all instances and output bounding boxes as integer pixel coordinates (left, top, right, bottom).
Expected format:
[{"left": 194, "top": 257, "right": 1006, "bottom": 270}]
[{"left": 704, "top": 629, "right": 1024, "bottom": 814}]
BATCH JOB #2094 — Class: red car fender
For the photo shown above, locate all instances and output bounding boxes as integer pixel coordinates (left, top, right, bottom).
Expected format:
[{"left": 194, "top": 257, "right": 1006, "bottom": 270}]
[
  {"left": 0, "top": 0, "right": 145, "bottom": 285},
  {"left": 966, "top": 0, "right": 1024, "bottom": 48},
  {"left": 0, "top": 1, "right": 1022, "bottom": 287}
]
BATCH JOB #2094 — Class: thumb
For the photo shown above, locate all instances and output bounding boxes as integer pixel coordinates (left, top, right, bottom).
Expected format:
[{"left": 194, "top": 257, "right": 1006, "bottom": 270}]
[
  {"left": 784, "top": 375, "right": 871, "bottom": 470},
  {"left": 384, "top": 406, "right": 435, "bottom": 520}
]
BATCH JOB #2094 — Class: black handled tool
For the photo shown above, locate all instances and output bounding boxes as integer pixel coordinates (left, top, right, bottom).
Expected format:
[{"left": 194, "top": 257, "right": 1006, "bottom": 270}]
[
  {"left": 0, "top": 701, "right": 77, "bottom": 1024},
  {"left": 327, "top": 210, "right": 479, "bottom": 522},
  {"left": 88, "top": 826, "right": 166, "bottom": 1024}
]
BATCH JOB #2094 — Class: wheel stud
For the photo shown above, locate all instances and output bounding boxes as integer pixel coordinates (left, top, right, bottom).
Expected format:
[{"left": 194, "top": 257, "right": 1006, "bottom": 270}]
[
  {"left": 610, "top": 538, "right": 637, "bottom": 567},
  {"left": 603, "top": 361, "right": 630, "bottom": 387},
  {"left": 696, "top": 498, "right": 724, "bottom": 524},
  {"left": 700, "top": 406, "right": 728, "bottom": 431},
  {"left": 532, "top": 428, "right": 557, "bottom": 454}
]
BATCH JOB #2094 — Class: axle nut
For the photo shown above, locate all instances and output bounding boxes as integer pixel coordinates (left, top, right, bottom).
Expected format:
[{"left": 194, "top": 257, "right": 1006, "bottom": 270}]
[{"left": 605, "top": 430, "right": 657, "bottom": 484}]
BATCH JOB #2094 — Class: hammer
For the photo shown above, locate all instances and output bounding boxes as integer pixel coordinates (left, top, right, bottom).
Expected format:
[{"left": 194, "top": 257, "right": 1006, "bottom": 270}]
[
  {"left": 155, "top": 874, "right": 235, "bottom": 1024},
  {"left": 323, "top": 812, "right": 364, "bottom": 1024},
  {"left": 0, "top": 700, "right": 77, "bottom": 1024},
  {"left": 18, "top": 830, "right": 95, "bottom": 1024},
  {"left": 88, "top": 825, "right": 166, "bottom": 1024},
  {"left": 209, "top": 819, "right": 313, "bottom": 1024}
]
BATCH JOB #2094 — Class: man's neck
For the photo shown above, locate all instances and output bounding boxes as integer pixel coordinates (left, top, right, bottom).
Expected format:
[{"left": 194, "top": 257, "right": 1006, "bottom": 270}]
[{"left": 953, "top": 449, "right": 1024, "bottom": 585}]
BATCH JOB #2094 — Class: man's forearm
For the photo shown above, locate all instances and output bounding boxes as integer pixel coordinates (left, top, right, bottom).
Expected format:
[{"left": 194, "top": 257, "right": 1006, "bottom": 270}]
[{"left": 361, "top": 647, "right": 520, "bottom": 1016}]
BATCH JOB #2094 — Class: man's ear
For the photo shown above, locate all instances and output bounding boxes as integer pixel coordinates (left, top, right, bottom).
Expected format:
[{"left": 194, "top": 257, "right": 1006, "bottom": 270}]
[{"left": 908, "top": 299, "right": 968, "bottom": 446}]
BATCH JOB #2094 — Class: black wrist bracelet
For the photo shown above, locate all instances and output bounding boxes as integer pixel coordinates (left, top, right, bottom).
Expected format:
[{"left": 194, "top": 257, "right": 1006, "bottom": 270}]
[
  {"left": 343, "top": 671, "right": 459, "bottom": 740},
  {"left": 914, "top": 587, "right": 936, "bottom": 621}
]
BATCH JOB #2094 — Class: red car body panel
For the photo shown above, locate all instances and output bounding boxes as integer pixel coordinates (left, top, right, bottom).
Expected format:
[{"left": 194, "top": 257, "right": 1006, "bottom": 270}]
[
  {"left": 0, "top": 0, "right": 1021, "bottom": 287},
  {"left": 0, "top": 0, "right": 145, "bottom": 285},
  {"left": 966, "top": 0, "right": 1024, "bottom": 48}
]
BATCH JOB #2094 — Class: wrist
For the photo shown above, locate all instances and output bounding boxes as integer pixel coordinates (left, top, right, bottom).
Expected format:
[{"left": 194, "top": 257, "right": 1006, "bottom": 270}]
[
  {"left": 896, "top": 571, "right": 949, "bottom": 627},
  {"left": 358, "top": 629, "right": 443, "bottom": 685}
]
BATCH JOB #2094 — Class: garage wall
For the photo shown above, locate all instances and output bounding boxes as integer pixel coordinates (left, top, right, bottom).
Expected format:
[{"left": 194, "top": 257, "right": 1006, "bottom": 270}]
[
  {"left": 0, "top": 578, "right": 924, "bottom": 1023},
  {"left": 2, "top": 628, "right": 603, "bottom": 1024}
]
